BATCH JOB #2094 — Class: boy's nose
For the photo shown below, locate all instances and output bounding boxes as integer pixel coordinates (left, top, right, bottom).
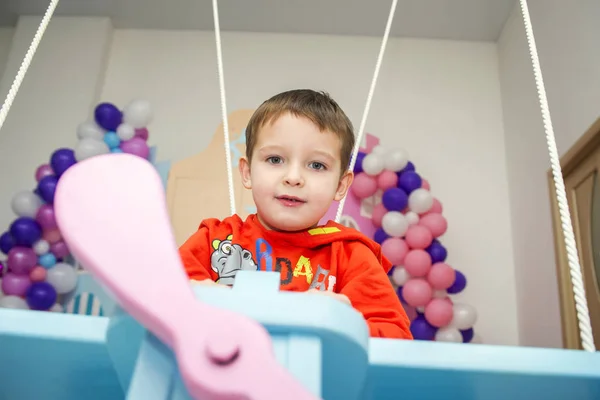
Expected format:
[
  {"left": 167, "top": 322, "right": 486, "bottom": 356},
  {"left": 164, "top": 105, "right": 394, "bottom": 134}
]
[{"left": 284, "top": 166, "right": 304, "bottom": 187}]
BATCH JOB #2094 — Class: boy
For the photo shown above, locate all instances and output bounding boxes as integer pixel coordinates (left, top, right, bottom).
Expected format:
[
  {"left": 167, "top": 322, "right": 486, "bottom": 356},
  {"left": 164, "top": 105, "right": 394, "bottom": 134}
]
[{"left": 179, "top": 89, "right": 412, "bottom": 339}]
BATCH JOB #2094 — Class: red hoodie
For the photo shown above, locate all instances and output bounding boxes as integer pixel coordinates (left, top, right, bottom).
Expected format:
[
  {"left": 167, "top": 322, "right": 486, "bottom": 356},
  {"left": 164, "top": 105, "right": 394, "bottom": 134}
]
[{"left": 179, "top": 213, "right": 413, "bottom": 339}]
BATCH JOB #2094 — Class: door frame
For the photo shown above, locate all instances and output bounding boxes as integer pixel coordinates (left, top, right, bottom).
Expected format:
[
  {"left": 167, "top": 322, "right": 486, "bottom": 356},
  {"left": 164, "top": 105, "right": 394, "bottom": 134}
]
[{"left": 548, "top": 117, "right": 600, "bottom": 349}]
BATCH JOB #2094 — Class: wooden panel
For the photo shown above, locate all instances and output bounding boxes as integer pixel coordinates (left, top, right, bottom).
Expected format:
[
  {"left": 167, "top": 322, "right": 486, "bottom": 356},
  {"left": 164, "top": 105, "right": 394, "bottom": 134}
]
[{"left": 166, "top": 109, "right": 256, "bottom": 246}]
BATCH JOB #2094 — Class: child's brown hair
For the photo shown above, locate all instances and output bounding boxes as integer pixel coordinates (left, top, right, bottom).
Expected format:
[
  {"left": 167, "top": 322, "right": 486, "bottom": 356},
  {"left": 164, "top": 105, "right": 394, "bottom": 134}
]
[{"left": 245, "top": 89, "right": 355, "bottom": 173}]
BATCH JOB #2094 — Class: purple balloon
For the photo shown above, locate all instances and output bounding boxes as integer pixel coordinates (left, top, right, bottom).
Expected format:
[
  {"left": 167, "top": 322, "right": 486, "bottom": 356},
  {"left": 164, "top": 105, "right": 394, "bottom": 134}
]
[
  {"left": 35, "top": 164, "right": 54, "bottom": 182},
  {"left": 353, "top": 151, "right": 367, "bottom": 173},
  {"left": 36, "top": 204, "right": 57, "bottom": 230},
  {"left": 2, "top": 272, "right": 31, "bottom": 296},
  {"left": 0, "top": 231, "right": 15, "bottom": 254},
  {"left": 410, "top": 314, "right": 438, "bottom": 340},
  {"left": 461, "top": 327, "right": 474, "bottom": 343},
  {"left": 382, "top": 187, "right": 408, "bottom": 211},
  {"left": 121, "top": 137, "right": 150, "bottom": 159},
  {"left": 9, "top": 217, "right": 42, "bottom": 247},
  {"left": 398, "top": 171, "right": 422, "bottom": 194},
  {"left": 397, "top": 161, "right": 415, "bottom": 177},
  {"left": 50, "top": 148, "right": 77, "bottom": 177},
  {"left": 135, "top": 128, "right": 149, "bottom": 141},
  {"left": 396, "top": 286, "right": 405, "bottom": 303},
  {"left": 50, "top": 241, "right": 70, "bottom": 259},
  {"left": 426, "top": 241, "right": 447, "bottom": 263},
  {"left": 7, "top": 246, "right": 37, "bottom": 275},
  {"left": 37, "top": 175, "right": 58, "bottom": 204},
  {"left": 0, "top": 260, "right": 4, "bottom": 276},
  {"left": 373, "top": 227, "right": 389, "bottom": 244},
  {"left": 95, "top": 103, "right": 123, "bottom": 131},
  {"left": 26, "top": 282, "right": 57, "bottom": 310},
  {"left": 447, "top": 270, "right": 467, "bottom": 294}
]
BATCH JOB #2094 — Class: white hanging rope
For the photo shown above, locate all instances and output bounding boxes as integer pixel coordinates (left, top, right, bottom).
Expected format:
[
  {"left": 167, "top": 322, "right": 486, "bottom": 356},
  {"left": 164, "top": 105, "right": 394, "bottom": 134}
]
[
  {"left": 519, "top": 0, "right": 595, "bottom": 352},
  {"left": 335, "top": 0, "right": 398, "bottom": 223},
  {"left": 0, "top": 0, "right": 60, "bottom": 134},
  {"left": 212, "top": 0, "right": 236, "bottom": 216}
]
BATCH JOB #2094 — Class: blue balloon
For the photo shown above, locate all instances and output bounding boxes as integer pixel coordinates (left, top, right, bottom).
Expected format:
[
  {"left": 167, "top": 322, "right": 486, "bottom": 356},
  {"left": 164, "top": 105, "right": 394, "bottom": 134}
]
[
  {"left": 25, "top": 282, "right": 57, "bottom": 311},
  {"left": 50, "top": 148, "right": 76, "bottom": 177},
  {"left": 353, "top": 151, "right": 367, "bottom": 173},
  {"left": 426, "top": 241, "right": 447, "bottom": 263},
  {"left": 37, "top": 175, "right": 59, "bottom": 204},
  {"left": 397, "top": 161, "right": 415, "bottom": 176},
  {"left": 9, "top": 217, "right": 42, "bottom": 247},
  {"left": 0, "top": 231, "right": 14, "bottom": 254},
  {"left": 410, "top": 315, "right": 437, "bottom": 340},
  {"left": 373, "top": 227, "right": 389, "bottom": 244},
  {"left": 382, "top": 187, "right": 408, "bottom": 211},
  {"left": 396, "top": 286, "right": 405, "bottom": 303},
  {"left": 398, "top": 171, "right": 422, "bottom": 194},
  {"left": 447, "top": 270, "right": 467, "bottom": 294},
  {"left": 39, "top": 253, "right": 57, "bottom": 269},
  {"left": 461, "top": 327, "right": 474, "bottom": 343},
  {"left": 95, "top": 103, "right": 122, "bottom": 131},
  {"left": 104, "top": 131, "right": 121, "bottom": 149}
]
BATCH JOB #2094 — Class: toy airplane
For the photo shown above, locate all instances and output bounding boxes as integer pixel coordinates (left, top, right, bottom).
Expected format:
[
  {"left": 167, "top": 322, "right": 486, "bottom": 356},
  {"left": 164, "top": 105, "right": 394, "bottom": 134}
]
[{"left": 1, "top": 153, "right": 599, "bottom": 400}]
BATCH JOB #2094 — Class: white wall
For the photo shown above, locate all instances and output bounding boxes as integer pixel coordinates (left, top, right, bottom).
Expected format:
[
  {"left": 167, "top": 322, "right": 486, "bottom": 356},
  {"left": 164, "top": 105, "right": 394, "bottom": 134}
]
[
  {"left": 498, "top": 0, "right": 600, "bottom": 348},
  {"left": 0, "top": 20, "right": 520, "bottom": 346},
  {"left": 0, "top": 27, "right": 14, "bottom": 91}
]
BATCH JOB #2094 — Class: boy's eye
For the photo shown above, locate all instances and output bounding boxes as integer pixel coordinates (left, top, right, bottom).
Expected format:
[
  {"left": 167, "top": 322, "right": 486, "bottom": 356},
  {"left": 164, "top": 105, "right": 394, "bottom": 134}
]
[
  {"left": 266, "top": 156, "right": 282, "bottom": 164},
  {"left": 309, "top": 162, "right": 326, "bottom": 171}
]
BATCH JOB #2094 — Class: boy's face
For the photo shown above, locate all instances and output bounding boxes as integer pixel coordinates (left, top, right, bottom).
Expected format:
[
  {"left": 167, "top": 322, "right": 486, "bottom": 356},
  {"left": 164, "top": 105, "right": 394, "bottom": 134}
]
[{"left": 239, "top": 113, "right": 353, "bottom": 232}]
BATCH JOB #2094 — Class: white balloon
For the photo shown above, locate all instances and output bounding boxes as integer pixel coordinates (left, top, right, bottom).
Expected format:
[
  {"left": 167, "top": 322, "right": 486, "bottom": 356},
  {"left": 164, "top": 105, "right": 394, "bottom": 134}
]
[
  {"left": 391, "top": 266, "right": 411, "bottom": 286},
  {"left": 11, "top": 190, "right": 42, "bottom": 218},
  {"left": 116, "top": 123, "right": 136, "bottom": 141},
  {"left": 74, "top": 138, "right": 110, "bottom": 161},
  {"left": 435, "top": 327, "right": 463, "bottom": 343},
  {"left": 381, "top": 211, "right": 409, "bottom": 237},
  {"left": 50, "top": 303, "right": 64, "bottom": 313},
  {"left": 384, "top": 148, "right": 409, "bottom": 172},
  {"left": 450, "top": 303, "right": 478, "bottom": 330},
  {"left": 416, "top": 306, "right": 426, "bottom": 313},
  {"left": 123, "top": 99, "right": 153, "bottom": 128},
  {"left": 433, "top": 290, "right": 447, "bottom": 299},
  {"left": 77, "top": 121, "right": 105, "bottom": 140},
  {"left": 371, "top": 145, "right": 387, "bottom": 155},
  {"left": 0, "top": 295, "right": 29, "bottom": 309},
  {"left": 408, "top": 188, "right": 434, "bottom": 214},
  {"left": 405, "top": 211, "right": 420, "bottom": 225},
  {"left": 33, "top": 239, "right": 50, "bottom": 255},
  {"left": 361, "top": 153, "right": 385, "bottom": 176},
  {"left": 46, "top": 263, "right": 78, "bottom": 294}
]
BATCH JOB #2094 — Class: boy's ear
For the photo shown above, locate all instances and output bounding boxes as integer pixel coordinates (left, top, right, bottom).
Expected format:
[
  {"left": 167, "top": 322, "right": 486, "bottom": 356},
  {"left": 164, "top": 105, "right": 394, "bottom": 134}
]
[
  {"left": 239, "top": 157, "right": 252, "bottom": 189},
  {"left": 334, "top": 170, "right": 354, "bottom": 201}
]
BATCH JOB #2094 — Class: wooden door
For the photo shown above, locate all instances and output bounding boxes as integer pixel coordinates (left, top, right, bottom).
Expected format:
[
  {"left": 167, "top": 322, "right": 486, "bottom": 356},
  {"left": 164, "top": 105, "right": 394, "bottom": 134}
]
[{"left": 550, "top": 117, "right": 600, "bottom": 349}]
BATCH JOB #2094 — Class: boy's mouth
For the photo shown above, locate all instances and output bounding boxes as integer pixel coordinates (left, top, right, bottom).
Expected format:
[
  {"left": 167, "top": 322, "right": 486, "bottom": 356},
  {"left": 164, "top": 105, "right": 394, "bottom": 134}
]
[{"left": 276, "top": 195, "right": 307, "bottom": 204}]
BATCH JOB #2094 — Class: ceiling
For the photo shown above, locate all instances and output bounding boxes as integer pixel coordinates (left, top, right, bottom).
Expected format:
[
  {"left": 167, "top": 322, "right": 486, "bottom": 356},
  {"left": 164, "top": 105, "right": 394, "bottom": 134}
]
[{"left": 0, "top": 0, "right": 517, "bottom": 41}]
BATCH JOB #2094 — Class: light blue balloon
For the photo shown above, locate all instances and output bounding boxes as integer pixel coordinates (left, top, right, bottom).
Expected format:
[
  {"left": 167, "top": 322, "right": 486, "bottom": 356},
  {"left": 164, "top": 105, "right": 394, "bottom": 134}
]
[
  {"left": 39, "top": 253, "right": 57, "bottom": 269},
  {"left": 103, "top": 131, "right": 121, "bottom": 149},
  {"left": 111, "top": 147, "right": 123, "bottom": 153}
]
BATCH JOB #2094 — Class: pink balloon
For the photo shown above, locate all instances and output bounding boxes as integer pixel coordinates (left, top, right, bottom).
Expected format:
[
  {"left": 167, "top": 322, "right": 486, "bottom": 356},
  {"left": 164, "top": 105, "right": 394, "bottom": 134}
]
[
  {"left": 35, "top": 164, "right": 54, "bottom": 182},
  {"left": 403, "top": 249, "right": 432, "bottom": 277},
  {"left": 428, "top": 263, "right": 456, "bottom": 290},
  {"left": 121, "top": 137, "right": 150, "bottom": 159},
  {"left": 50, "top": 240, "right": 70, "bottom": 259},
  {"left": 351, "top": 173, "right": 378, "bottom": 199},
  {"left": 135, "top": 127, "right": 149, "bottom": 141},
  {"left": 1, "top": 272, "right": 31, "bottom": 296},
  {"left": 381, "top": 237, "right": 409, "bottom": 265},
  {"left": 421, "top": 179, "right": 430, "bottom": 190},
  {"left": 404, "top": 225, "right": 433, "bottom": 249},
  {"left": 29, "top": 266, "right": 47, "bottom": 282},
  {"left": 402, "top": 278, "right": 433, "bottom": 307},
  {"left": 429, "top": 198, "right": 443, "bottom": 214},
  {"left": 424, "top": 298, "right": 454, "bottom": 327},
  {"left": 419, "top": 213, "right": 447, "bottom": 237},
  {"left": 371, "top": 203, "right": 387, "bottom": 228},
  {"left": 7, "top": 246, "right": 38, "bottom": 275},
  {"left": 377, "top": 170, "right": 398, "bottom": 190},
  {"left": 43, "top": 229, "right": 62, "bottom": 244},
  {"left": 36, "top": 204, "right": 57, "bottom": 230}
]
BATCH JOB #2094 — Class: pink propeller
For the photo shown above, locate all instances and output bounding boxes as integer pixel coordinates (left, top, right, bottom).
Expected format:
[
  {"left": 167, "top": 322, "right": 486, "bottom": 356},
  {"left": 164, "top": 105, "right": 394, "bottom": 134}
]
[{"left": 54, "top": 153, "right": 319, "bottom": 400}]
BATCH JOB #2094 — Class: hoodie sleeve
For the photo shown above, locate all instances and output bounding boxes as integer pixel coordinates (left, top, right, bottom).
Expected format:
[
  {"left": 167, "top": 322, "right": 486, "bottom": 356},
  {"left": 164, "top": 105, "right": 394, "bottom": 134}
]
[
  {"left": 178, "top": 219, "right": 219, "bottom": 282},
  {"left": 336, "top": 242, "right": 413, "bottom": 340}
]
